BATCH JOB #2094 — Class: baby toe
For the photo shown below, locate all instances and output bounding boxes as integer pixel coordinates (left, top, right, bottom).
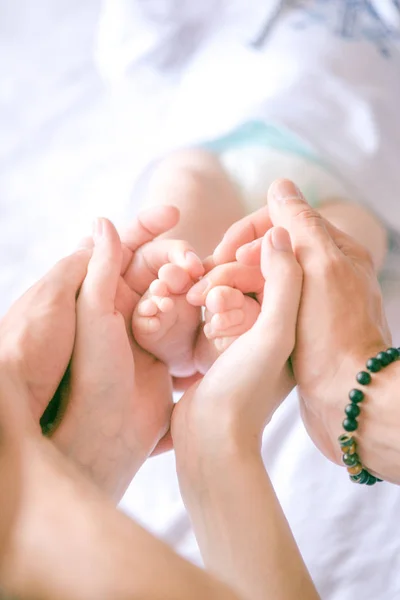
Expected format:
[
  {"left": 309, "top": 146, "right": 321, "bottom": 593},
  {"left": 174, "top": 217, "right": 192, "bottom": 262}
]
[
  {"left": 137, "top": 298, "right": 159, "bottom": 317},
  {"left": 149, "top": 279, "right": 169, "bottom": 297},
  {"left": 142, "top": 316, "right": 162, "bottom": 334},
  {"left": 205, "top": 286, "right": 244, "bottom": 314},
  {"left": 159, "top": 263, "right": 193, "bottom": 294},
  {"left": 155, "top": 296, "right": 174, "bottom": 313},
  {"left": 211, "top": 308, "right": 244, "bottom": 332},
  {"left": 183, "top": 251, "right": 204, "bottom": 279}
]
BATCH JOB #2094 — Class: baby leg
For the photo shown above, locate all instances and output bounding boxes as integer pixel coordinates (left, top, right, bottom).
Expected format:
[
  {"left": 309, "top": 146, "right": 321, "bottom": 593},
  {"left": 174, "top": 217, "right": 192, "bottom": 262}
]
[
  {"left": 135, "top": 149, "right": 249, "bottom": 379},
  {"left": 140, "top": 149, "right": 246, "bottom": 258},
  {"left": 318, "top": 198, "right": 387, "bottom": 271}
]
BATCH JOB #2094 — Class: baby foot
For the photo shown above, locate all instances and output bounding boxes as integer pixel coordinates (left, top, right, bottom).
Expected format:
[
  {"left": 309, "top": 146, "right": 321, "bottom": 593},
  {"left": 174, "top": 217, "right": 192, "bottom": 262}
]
[
  {"left": 203, "top": 286, "right": 261, "bottom": 354},
  {"left": 132, "top": 262, "right": 202, "bottom": 378}
]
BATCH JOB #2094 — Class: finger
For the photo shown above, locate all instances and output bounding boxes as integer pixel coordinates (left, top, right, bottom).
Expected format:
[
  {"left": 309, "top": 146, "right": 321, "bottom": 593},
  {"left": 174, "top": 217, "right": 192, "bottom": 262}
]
[
  {"left": 77, "top": 235, "right": 134, "bottom": 280},
  {"left": 186, "top": 263, "right": 264, "bottom": 306},
  {"left": 36, "top": 249, "right": 91, "bottom": 304},
  {"left": 267, "top": 179, "right": 337, "bottom": 265},
  {"left": 124, "top": 239, "right": 203, "bottom": 295},
  {"left": 120, "top": 205, "right": 180, "bottom": 253},
  {"left": 236, "top": 238, "right": 262, "bottom": 266},
  {"left": 79, "top": 218, "right": 122, "bottom": 314},
  {"left": 203, "top": 255, "right": 216, "bottom": 273},
  {"left": 255, "top": 227, "right": 303, "bottom": 358},
  {"left": 213, "top": 206, "right": 272, "bottom": 264}
]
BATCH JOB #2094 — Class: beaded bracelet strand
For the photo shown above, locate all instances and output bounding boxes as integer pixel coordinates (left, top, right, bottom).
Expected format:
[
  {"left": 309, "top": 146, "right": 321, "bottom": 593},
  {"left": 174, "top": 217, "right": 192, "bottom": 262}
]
[{"left": 338, "top": 346, "right": 400, "bottom": 486}]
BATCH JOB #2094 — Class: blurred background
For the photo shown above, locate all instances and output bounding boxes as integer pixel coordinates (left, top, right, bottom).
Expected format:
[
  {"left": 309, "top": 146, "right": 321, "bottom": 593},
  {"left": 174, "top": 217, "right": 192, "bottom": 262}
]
[{"left": 1, "top": 1, "right": 400, "bottom": 598}]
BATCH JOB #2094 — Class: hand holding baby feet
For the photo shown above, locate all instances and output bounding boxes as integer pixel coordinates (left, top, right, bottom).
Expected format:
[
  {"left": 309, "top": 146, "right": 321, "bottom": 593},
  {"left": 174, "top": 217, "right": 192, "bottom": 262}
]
[
  {"left": 52, "top": 218, "right": 174, "bottom": 501},
  {"left": 132, "top": 247, "right": 204, "bottom": 378}
]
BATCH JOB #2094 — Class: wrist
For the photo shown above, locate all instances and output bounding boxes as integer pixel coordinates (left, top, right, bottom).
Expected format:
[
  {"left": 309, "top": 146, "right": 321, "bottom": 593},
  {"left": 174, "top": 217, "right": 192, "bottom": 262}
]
[
  {"left": 175, "top": 426, "right": 262, "bottom": 505},
  {"left": 302, "top": 343, "right": 400, "bottom": 483}
]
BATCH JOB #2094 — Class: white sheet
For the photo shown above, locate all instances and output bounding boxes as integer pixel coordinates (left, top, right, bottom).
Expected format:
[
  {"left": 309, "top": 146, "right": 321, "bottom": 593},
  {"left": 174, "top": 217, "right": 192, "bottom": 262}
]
[{"left": 2, "top": 2, "right": 400, "bottom": 599}]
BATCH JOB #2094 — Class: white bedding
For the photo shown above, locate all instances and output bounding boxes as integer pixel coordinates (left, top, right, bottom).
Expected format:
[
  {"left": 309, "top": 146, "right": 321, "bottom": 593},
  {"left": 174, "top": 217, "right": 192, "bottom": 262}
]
[{"left": 2, "top": 1, "right": 400, "bottom": 598}]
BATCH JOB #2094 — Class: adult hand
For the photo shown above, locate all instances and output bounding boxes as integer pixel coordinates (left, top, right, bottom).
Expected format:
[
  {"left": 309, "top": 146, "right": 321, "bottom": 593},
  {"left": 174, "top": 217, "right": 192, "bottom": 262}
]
[
  {"left": 53, "top": 218, "right": 175, "bottom": 500},
  {"left": 0, "top": 385, "right": 238, "bottom": 600},
  {"left": 0, "top": 206, "right": 180, "bottom": 498},
  {"left": 172, "top": 227, "right": 303, "bottom": 489},
  {"left": 171, "top": 229, "right": 321, "bottom": 600},
  {"left": 209, "top": 179, "right": 392, "bottom": 473}
]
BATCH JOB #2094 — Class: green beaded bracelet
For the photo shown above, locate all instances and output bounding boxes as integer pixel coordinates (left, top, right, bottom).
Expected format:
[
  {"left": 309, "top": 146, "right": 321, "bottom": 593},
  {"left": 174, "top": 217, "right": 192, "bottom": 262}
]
[{"left": 338, "top": 346, "right": 400, "bottom": 486}]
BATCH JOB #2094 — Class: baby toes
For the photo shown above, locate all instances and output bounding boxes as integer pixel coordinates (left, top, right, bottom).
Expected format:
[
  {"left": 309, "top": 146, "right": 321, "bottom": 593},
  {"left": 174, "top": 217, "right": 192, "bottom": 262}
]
[
  {"left": 204, "top": 286, "right": 260, "bottom": 353},
  {"left": 158, "top": 263, "right": 196, "bottom": 295}
]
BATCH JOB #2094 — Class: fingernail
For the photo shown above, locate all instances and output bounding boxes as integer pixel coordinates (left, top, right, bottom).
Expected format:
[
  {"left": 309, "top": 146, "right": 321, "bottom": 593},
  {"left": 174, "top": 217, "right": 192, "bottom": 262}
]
[
  {"left": 185, "top": 251, "right": 203, "bottom": 268},
  {"left": 189, "top": 277, "right": 210, "bottom": 297},
  {"left": 270, "top": 228, "right": 292, "bottom": 251},
  {"left": 93, "top": 218, "right": 104, "bottom": 241},
  {"left": 270, "top": 179, "right": 303, "bottom": 204}
]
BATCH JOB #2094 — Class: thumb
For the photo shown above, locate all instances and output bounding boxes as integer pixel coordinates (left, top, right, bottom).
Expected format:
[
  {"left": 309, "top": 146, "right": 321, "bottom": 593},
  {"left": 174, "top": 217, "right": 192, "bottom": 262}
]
[
  {"left": 268, "top": 179, "right": 336, "bottom": 265},
  {"left": 256, "top": 227, "right": 303, "bottom": 358},
  {"left": 78, "top": 218, "right": 122, "bottom": 315}
]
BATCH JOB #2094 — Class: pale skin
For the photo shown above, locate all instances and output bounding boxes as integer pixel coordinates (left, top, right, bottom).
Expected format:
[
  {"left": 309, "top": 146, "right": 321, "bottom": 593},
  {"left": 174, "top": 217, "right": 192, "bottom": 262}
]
[
  {"left": 0, "top": 176, "right": 396, "bottom": 597},
  {"left": 172, "top": 227, "right": 320, "bottom": 600},
  {"left": 189, "top": 177, "right": 400, "bottom": 483},
  {"left": 0, "top": 214, "right": 320, "bottom": 600},
  {"left": 0, "top": 213, "right": 240, "bottom": 600},
  {"left": 131, "top": 147, "right": 387, "bottom": 387}
]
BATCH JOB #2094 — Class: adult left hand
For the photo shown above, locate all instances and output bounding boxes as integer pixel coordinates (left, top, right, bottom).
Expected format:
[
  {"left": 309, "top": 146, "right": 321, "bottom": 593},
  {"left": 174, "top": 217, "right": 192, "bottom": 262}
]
[{"left": 0, "top": 206, "right": 180, "bottom": 499}]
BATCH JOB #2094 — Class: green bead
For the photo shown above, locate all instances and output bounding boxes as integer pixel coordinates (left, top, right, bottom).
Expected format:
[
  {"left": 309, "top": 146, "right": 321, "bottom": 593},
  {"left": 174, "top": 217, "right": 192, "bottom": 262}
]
[
  {"left": 350, "top": 473, "right": 363, "bottom": 482},
  {"left": 357, "top": 470, "right": 370, "bottom": 484},
  {"left": 366, "top": 474, "right": 377, "bottom": 486},
  {"left": 345, "top": 403, "right": 361, "bottom": 418},
  {"left": 386, "top": 348, "right": 399, "bottom": 361},
  {"left": 366, "top": 357, "right": 382, "bottom": 372},
  {"left": 338, "top": 434, "right": 356, "bottom": 451},
  {"left": 343, "top": 453, "right": 359, "bottom": 466},
  {"left": 343, "top": 417, "right": 358, "bottom": 432},
  {"left": 376, "top": 351, "right": 391, "bottom": 366},
  {"left": 338, "top": 434, "right": 352, "bottom": 446},
  {"left": 349, "top": 389, "right": 364, "bottom": 403},
  {"left": 356, "top": 371, "right": 371, "bottom": 385}
]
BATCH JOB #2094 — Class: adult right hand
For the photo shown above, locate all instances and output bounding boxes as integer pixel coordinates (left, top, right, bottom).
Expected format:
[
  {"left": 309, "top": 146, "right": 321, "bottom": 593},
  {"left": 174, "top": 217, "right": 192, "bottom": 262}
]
[
  {"left": 199, "top": 179, "right": 394, "bottom": 479},
  {"left": 258, "top": 180, "right": 391, "bottom": 468}
]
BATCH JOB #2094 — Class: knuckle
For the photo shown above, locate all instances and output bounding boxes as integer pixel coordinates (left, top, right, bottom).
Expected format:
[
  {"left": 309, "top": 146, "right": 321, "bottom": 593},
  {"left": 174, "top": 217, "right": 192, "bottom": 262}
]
[{"left": 293, "top": 206, "right": 324, "bottom": 229}]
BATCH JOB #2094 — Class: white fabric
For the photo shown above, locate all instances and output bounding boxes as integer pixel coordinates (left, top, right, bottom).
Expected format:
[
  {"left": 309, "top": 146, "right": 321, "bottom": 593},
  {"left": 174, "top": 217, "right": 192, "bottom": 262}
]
[
  {"left": 219, "top": 145, "right": 351, "bottom": 211},
  {"left": 1, "top": 1, "right": 400, "bottom": 599}
]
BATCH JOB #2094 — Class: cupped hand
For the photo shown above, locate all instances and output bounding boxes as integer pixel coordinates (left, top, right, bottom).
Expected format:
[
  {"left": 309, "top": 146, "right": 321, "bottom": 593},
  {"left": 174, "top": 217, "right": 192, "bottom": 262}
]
[
  {"left": 52, "top": 218, "right": 174, "bottom": 500},
  {"left": 211, "top": 179, "right": 391, "bottom": 465},
  {"left": 0, "top": 206, "right": 180, "bottom": 499},
  {"left": 260, "top": 180, "right": 391, "bottom": 464},
  {"left": 0, "top": 249, "right": 91, "bottom": 425},
  {"left": 172, "top": 227, "right": 303, "bottom": 489}
]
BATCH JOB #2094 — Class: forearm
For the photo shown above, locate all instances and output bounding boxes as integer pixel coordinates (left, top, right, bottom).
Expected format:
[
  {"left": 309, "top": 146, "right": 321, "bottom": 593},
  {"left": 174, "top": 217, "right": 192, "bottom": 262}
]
[
  {"left": 178, "top": 445, "right": 319, "bottom": 600},
  {"left": 0, "top": 437, "right": 239, "bottom": 600}
]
